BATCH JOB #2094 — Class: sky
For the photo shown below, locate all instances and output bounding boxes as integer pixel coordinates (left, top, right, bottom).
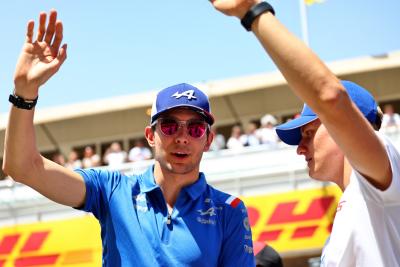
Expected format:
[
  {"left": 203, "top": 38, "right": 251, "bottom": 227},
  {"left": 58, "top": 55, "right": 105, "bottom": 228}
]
[{"left": 0, "top": 0, "right": 399, "bottom": 114}]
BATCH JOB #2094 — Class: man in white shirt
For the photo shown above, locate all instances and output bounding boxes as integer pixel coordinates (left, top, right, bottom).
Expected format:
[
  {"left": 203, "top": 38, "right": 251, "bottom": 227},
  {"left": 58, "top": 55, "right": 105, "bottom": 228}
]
[
  {"left": 381, "top": 104, "right": 400, "bottom": 135},
  {"left": 103, "top": 142, "right": 127, "bottom": 168},
  {"left": 211, "top": 1, "right": 400, "bottom": 266},
  {"left": 128, "top": 140, "right": 152, "bottom": 162}
]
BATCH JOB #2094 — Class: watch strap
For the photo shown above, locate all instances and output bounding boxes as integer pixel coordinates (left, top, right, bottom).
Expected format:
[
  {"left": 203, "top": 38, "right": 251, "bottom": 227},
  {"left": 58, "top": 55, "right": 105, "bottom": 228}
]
[
  {"left": 9, "top": 93, "right": 38, "bottom": 110},
  {"left": 241, "top": 2, "right": 275, "bottom": 31}
]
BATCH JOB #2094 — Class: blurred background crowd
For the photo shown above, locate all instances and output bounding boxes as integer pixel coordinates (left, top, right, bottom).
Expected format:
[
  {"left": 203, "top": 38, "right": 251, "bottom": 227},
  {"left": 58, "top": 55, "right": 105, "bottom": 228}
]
[{"left": 49, "top": 104, "right": 400, "bottom": 171}]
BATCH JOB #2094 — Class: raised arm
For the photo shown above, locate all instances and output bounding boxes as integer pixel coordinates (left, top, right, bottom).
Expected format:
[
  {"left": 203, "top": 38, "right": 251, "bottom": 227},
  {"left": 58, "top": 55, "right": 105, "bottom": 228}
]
[
  {"left": 210, "top": 0, "right": 391, "bottom": 189},
  {"left": 2, "top": 10, "right": 86, "bottom": 207}
]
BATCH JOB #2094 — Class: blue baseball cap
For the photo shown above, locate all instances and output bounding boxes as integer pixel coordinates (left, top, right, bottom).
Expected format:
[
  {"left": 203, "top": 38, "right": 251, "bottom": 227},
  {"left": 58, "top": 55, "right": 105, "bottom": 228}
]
[
  {"left": 150, "top": 83, "right": 215, "bottom": 125},
  {"left": 275, "top": 80, "right": 378, "bottom": 145}
]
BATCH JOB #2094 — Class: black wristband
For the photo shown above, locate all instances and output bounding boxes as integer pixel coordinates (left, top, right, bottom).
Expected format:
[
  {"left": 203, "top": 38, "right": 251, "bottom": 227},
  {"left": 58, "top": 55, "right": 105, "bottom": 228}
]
[
  {"left": 9, "top": 93, "right": 38, "bottom": 110},
  {"left": 241, "top": 2, "right": 275, "bottom": 31}
]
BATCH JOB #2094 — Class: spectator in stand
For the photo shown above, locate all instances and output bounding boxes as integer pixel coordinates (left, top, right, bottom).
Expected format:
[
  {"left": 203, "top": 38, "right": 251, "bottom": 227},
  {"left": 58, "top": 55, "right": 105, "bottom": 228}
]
[
  {"left": 103, "top": 142, "right": 127, "bottom": 168},
  {"left": 52, "top": 152, "right": 66, "bottom": 166},
  {"left": 65, "top": 149, "right": 82, "bottom": 170},
  {"left": 209, "top": 126, "right": 226, "bottom": 151},
  {"left": 240, "top": 121, "right": 260, "bottom": 147},
  {"left": 82, "top": 146, "right": 101, "bottom": 168},
  {"left": 128, "top": 140, "right": 152, "bottom": 162},
  {"left": 226, "top": 125, "right": 245, "bottom": 150},
  {"left": 381, "top": 104, "right": 400, "bottom": 134},
  {"left": 256, "top": 114, "right": 280, "bottom": 147}
]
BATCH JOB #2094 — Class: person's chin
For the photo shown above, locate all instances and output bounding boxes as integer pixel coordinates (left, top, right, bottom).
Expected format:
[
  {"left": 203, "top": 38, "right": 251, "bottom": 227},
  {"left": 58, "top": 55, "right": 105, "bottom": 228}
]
[
  {"left": 309, "top": 171, "right": 330, "bottom": 183},
  {"left": 309, "top": 171, "right": 317, "bottom": 180},
  {"left": 308, "top": 168, "right": 320, "bottom": 180},
  {"left": 169, "top": 162, "right": 192, "bottom": 174}
]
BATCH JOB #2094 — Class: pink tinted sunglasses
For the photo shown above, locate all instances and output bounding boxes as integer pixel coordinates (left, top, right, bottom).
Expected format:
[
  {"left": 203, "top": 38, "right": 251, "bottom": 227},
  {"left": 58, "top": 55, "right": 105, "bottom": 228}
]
[{"left": 153, "top": 118, "right": 209, "bottom": 139}]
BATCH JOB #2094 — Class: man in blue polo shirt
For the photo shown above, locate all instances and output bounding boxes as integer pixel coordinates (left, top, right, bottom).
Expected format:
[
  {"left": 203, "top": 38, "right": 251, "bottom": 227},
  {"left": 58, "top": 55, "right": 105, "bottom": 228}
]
[{"left": 3, "top": 10, "right": 255, "bottom": 267}]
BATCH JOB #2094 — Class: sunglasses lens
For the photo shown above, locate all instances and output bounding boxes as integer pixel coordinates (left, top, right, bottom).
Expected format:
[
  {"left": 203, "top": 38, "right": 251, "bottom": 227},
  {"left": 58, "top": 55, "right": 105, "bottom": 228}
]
[
  {"left": 160, "top": 119, "right": 179, "bottom": 136},
  {"left": 187, "top": 122, "right": 207, "bottom": 138},
  {"left": 158, "top": 118, "right": 207, "bottom": 138}
]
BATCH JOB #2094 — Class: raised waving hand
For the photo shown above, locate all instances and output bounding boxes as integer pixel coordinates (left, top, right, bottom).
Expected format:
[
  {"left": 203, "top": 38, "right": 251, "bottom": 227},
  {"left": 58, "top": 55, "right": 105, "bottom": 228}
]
[
  {"left": 4, "top": 10, "right": 86, "bottom": 208},
  {"left": 14, "top": 10, "right": 67, "bottom": 99}
]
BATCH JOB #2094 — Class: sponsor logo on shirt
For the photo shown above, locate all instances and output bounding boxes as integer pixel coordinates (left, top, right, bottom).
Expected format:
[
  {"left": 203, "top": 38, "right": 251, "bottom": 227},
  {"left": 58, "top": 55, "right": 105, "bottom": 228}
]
[
  {"left": 135, "top": 205, "right": 148, "bottom": 212},
  {"left": 337, "top": 201, "right": 346, "bottom": 212},
  {"left": 135, "top": 194, "right": 147, "bottom": 202},
  {"left": 196, "top": 206, "right": 222, "bottom": 225},
  {"left": 244, "top": 244, "right": 254, "bottom": 254},
  {"left": 133, "top": 193, "right": 148, "bottom": 212},
  {"left": 197, "top": 207, "right": 216, "bottom": 216},
  {"left": 196, "top": 217, "right": 216, "bottom": 225},
  {"left": 243, "top": 217, "right": 250, "bottom": 231}
]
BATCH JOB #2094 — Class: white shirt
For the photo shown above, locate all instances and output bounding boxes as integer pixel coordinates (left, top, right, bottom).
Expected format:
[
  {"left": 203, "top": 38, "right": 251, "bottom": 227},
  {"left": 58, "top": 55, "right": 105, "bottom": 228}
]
[
  {"left": 382, "top": 113, "right": 400, "bottom": 128},
  {"left": 104, "top": 151, "right": 127, "bottom": 168},
  {"left": 128, "top": 146, "right": 152, "bottom": 162},
  {"left": 321, "top": 133, "right": 400, "bottom": 267},
  {"left": 239, "top": 133, "right": 260, "bottom": 146},
  {"left": 209, "top": 134, "right": 226, "bottom": 151},
  {"left": 256, "top": 127, "right": 279, "bottom": 145},
  {"left": 226, "top": 137, "right": 244, "bottom": 150},
  {"left": 82, "top": 154, "right": 100, "bottom": 168}
]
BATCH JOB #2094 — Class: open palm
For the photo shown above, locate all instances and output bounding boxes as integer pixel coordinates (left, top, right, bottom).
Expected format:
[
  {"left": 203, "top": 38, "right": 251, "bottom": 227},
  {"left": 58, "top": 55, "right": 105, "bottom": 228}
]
[{"left": 14, "top": 10, "right": 67, "bottom": 97}]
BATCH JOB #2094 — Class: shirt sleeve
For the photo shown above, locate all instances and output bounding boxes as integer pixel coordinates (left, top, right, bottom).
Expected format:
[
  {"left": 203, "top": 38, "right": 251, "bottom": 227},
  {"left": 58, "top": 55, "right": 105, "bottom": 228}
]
[
  {"left": 75, "top": 168, "right": 123, "bottom": 220},
  {"left": 218, "top": 200, "right": 256, "bottom": 267},
  {"left": 355, "top": 132, "right": 400, "bottom": 203}
]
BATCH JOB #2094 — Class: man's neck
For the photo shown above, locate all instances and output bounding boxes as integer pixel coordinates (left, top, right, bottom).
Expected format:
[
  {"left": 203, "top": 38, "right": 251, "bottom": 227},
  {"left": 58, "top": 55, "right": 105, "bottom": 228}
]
[{"left": 153, "top": 163, "right": 199, "bottom": 210}]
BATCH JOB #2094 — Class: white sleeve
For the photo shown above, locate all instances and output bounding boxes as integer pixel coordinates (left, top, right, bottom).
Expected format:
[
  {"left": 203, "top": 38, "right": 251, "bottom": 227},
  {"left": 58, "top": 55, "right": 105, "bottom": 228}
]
[{"left": 355, "top": 132, "right": 400, "bottom": 203}]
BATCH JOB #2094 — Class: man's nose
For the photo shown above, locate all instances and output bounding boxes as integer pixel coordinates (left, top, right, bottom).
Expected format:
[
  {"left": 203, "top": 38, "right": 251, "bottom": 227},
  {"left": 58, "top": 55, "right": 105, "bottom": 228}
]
[
  {"left": 174, "top": 125, "right": 189, "bottom": 144},
  {"left": 296, "top": 138, "right": 307, "bottom": 155}
]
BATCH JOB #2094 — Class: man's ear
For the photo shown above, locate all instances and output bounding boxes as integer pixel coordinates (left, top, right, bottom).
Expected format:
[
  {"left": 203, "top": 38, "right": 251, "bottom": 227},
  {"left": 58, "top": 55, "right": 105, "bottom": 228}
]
[
  {"left": 145, "top": 126, "right": 155, "bottom": 148},
  {"left": 203, "top": 130, "right": 214, "bottom": 152}
]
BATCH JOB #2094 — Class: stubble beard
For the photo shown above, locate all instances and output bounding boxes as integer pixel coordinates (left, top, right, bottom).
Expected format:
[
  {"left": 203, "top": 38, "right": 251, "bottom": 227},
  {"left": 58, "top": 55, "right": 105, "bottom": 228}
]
[{"left": 155, "top": 153, "right": 201, "bottom": 176}]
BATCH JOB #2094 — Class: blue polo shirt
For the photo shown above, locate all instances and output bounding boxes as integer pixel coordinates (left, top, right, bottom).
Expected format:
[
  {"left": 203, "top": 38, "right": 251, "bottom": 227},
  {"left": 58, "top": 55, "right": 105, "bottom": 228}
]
[{"left": 76, "top": 166, "right": 255, "bottom": 267}]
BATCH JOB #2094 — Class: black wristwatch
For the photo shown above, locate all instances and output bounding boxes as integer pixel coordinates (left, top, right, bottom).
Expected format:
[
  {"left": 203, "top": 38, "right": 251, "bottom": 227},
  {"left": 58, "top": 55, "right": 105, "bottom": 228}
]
[
  {"left": 241, "top": 2, "right": 275, "bottom": 31},
  {"left": 9, "top": 93, "right": 38, "bottom": 110}
]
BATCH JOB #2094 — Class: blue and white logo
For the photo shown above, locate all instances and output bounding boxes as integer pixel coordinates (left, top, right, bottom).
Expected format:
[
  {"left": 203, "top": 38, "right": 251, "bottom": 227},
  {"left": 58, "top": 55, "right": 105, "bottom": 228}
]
[{"left": 172, "top": 90, "right": 197, "bottom": 100}]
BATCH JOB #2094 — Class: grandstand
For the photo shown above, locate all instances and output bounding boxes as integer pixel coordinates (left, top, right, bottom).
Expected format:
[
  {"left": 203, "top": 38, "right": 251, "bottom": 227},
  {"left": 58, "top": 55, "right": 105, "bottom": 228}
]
[{"left": 1, "top": 51, "right": 400, "bottom": 266}]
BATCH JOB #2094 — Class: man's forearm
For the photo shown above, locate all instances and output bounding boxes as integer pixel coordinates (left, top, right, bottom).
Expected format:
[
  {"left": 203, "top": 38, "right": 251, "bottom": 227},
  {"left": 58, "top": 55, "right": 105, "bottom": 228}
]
[{"left": 3, "top": 106, "right": 42, "bottom": 181}]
